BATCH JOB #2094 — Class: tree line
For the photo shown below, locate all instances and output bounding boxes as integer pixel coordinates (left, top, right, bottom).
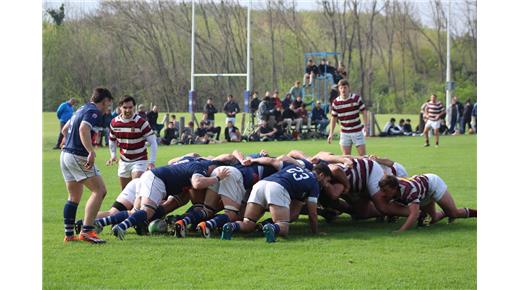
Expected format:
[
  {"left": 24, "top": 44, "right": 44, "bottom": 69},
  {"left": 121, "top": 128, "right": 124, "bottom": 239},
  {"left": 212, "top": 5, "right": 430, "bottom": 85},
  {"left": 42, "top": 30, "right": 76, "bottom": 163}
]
[{"left": 43, "top": 0, "right": 476, "bottom": 114}]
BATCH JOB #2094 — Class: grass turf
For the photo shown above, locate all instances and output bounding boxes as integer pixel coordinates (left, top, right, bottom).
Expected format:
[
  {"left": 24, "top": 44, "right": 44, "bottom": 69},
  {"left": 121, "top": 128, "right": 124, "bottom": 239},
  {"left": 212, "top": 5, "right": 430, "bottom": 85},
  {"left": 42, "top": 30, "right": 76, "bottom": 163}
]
[{"left": 42, "top": 112, "right": 476, "bottom": 289}]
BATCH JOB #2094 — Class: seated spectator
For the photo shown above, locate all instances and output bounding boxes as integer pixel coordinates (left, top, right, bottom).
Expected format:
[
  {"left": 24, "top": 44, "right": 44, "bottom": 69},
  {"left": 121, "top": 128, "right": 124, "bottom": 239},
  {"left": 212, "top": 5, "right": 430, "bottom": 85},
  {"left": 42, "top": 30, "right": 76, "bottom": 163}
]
[
  {"left": 224, "top": 121, "right": 242, "bottom": 142},
  {"left": 256, "top": 95, "right": 275, "bottom": 125},
  {"left": 179, "top": 121, "right": 196, "bottom": 144},
  {"left": 439, "top": 119, "right": 449, "bottom": 135},
  {"left": 403, "top": 119, "right": 413, "bottom": 136},
  {"left": 160, "top": 122, "right": 179, "bottom": 145},
  {"left": 318, "top": 59, "right": 335, "bottom": 82},
  {"left": 311, "top": 100, "right": 329, "bottom": 136},
  {"left": 303, "top": 59, "right": 319, "bottom": 87},
  {"left": 249, "top": 120, "right": 277, "bottom": 142},
  {"left": 137, "top": 104, "right": 147, "bottom": 120},
  {"left": 292, "top": 95, "right": 304, "bottom": 109},
  {"left": 147, "top": 105, "right": 163, "bottom": 136},
  {"left": 282, "top": 93, "right": 292, "bottom": 110},
  {"left": 282, "top": 103, "right": 303, "bottom": 136},
  {"left": 382, "top": 118, "right": 403, "bottom": 136},
  {"left": 295, "top": 103, "right": 308, "bottom": 120},
  {"left": 206, "top": 121, "right": 221, "bottom": 141},
  {"left": 289, "top": 81, "right": 303, "bottom": 100},
  {"left": 194, "top": 121, "right": 210, "bottom": 144},
  {"left": 204, "top": 97, "right": 218, "bottom": 126}
]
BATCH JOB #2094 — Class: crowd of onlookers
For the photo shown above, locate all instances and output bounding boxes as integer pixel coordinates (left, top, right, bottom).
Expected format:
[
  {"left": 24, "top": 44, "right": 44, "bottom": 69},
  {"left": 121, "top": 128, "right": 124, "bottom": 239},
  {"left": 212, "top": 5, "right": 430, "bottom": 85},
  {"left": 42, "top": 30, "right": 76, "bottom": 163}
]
[{"left": 54, "top": 57, "right": 477, "bottom": 147}]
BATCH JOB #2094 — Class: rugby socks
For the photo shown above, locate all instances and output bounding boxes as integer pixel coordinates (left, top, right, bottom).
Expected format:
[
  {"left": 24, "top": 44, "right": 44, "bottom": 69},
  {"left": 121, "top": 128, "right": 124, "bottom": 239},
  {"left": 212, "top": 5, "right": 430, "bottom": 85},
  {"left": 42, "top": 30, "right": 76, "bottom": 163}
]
[
  {"left": 465, "top": 208, "right": 477, "bottom": 218},
  {"left": 272, "top": 223, "right": 281, "bottom": 234},
  {"left": 206, "top": 214, "right": 230, "bottom": 230},
  {"left": 97, "top": 211, "right": 129, "bottom": 227},
  {"left": 151, "top": 205, "right": 166, "bottom": 221},
  {"left": 63, "top": 201, "right": 78, "bottom": 237},
  {"left": 118, "top": 210, "right": 147, "bottom": 231},
  {"left": 228, "top": 222, "right": 241, "bottom": 232},
  {"left": 260, "top": 218, "right": 274, "bottom": 227},
  {"left": 181, "top": 209, "right": 208, "bottom": 227},
  {"left": 82, "top": 225, "right": 95, "bottom": 233}
]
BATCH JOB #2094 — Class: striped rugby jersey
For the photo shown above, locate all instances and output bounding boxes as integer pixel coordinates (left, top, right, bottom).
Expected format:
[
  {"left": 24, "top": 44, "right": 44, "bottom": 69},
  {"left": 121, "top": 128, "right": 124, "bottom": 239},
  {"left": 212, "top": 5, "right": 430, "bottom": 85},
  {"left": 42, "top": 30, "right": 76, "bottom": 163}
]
[
  {"left": 338, "top": 158, "right": 375, "bottom": 194},
  {"left": 394, "top": 175, "right": 430, "bottom": 205},
  {"left": 109, "top": 114, "right": 154, "bottom": 162},
  {"left": 425, "top": 101, "right": 445, "bottom": 121},
  {"left": 331, "top": 93, "right": 366, "bottom": 133}
]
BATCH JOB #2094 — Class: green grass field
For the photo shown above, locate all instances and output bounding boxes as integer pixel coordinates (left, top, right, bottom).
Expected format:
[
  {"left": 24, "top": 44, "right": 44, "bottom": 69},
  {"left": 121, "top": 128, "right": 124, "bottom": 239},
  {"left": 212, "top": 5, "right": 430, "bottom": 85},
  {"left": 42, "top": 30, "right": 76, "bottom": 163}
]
[{"left": 42, "top": 112, "right": 476, "bottom": 289}]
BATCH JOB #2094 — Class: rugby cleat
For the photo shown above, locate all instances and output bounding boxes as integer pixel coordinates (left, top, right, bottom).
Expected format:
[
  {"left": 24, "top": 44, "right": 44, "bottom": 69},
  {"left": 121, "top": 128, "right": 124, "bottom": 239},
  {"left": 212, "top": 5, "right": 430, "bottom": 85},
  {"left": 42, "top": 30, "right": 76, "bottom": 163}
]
[
  {"left": 174, "top": 220, "right": 186, "bottom": 238},
  {"left": 79, "top": 231, "right": 106, "bottom": 244},
  {"left": 112, "top": 225, "right": 126, "bottom": 240},
  {"left": 196, "top": 222, "right": 211, "bottom": 239},
  {"left": 74, "top": 220, "right": 83, "bottom": 235},
  {"left": 134, "top": 222, "right": 149, "bottom": 236},
  {"left": 63, "top": 235, "right": 80, "bottom": 243},
  {"left": 417, "top": 212, "right": 432, "bottom": 227},
  {"left": 262, "top": 224, "right": 277, "bottom": 243},
  {"left": 221, "top": 223, "right": 234, "bottom": 240}
]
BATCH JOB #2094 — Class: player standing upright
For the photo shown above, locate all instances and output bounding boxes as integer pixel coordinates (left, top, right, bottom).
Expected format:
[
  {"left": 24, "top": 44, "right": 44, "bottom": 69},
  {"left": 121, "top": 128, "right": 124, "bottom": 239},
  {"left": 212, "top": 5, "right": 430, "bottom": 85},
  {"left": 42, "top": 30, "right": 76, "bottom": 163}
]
[
  {"left": 60, "top": 87, "right": 113, "bottom": 243},
  {"left": 106, "top": 95, "right": 157, "bottom": 190},
  {"left": 422, "top": 94, "right": 445, "bottom": 147},
  {"left": 327, "top": 79, "right": 368, "bottom": 156}
]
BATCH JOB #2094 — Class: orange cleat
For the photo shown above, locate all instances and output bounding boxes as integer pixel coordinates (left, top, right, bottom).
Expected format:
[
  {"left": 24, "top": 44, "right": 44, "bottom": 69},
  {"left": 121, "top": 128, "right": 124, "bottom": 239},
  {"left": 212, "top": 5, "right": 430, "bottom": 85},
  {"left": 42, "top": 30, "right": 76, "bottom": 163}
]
[
  {"left": 196, "top": 222, "right": 211, "bottom": 239},
  {"left": 79, "top": 230, "right": 106, "bottom": 244},
  {"left": 63, "top": 235, "right": 80, "bottom": 243}
]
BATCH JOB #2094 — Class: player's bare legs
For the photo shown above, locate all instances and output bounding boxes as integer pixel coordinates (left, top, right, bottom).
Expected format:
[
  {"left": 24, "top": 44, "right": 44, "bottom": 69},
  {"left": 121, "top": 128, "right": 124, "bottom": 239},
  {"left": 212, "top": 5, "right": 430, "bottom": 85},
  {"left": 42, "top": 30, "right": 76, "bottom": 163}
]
[
  {"left": 423, "top": 125, "right": 431, "bottom": 146},
  {"left": 233, "top": 203, "right": 265, "bottom": 234},
  {"left": 436, "top": 191, "right": 477, "bottom": 220},
  {"left": 269, "top": 205, "right": 290, "bottom": 236},
  {"left": 356, "top": 144, "right": 366, "bottom": 156},
  {"left": 82, "top": 175, "right": 107, "bottom": 228},
  {"left": 66, "top": 181, "right": 84, "bottom": 204},
  {"left": 420, "top": 201, "right": 445, "bottom": 224},
  {"left": 119, "top": 177, "right": 131, "bottom": 191},
  {"left": 341, "top": 145, "right": 352, "bottom": 156},
  {"left": 433, "top": 128, "right": 440, "bottom": 146}
]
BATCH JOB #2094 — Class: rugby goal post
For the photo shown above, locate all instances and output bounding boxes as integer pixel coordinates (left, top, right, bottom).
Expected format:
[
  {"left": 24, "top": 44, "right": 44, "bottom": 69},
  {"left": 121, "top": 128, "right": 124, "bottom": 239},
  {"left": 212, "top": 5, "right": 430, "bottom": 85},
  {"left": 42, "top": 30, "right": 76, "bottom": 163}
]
[{"left": 188, "top": 0, "right": 252, "bottom": 135}]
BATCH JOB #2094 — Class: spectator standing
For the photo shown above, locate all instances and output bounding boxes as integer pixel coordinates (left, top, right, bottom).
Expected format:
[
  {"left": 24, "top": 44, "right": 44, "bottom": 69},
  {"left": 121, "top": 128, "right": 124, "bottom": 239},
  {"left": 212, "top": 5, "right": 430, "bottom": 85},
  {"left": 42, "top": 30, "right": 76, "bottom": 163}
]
[
  {"left": 257, "top": 95, "right": 275, "bottom": 125},
  {"left": 147, "top": 105, "right": 163, "bottom": 136},
  {"left": 422, "top": 94, "right": 445, "bottom": 147},
  {"left": 204, "top": 97, "right": 218, "bottom": 126},
  {"left": 137, "top": 104, "right": 147, "bottom": 120},
  {"left": 54, "top": 98, "right": 78, "bottom": 149},
  {"left": 461, "top": 99, "right": 474, "bottom": 134},
  {"left": 224, "top": 120, "right": 242, "bottom": 142},
  {"left": 311, "top": 100, "right": 329, "bottom": 136},
  {"left": 328, "top": 79, "right": 368, "bottom": 156},
  {"left": 289, "top": 81, "right": 303, "bottom": 100},
  {"left": 418, "top": 99, "right": 429, "bottom": 133},
  {"left": 249, "top": 91, "right": 261, "bottom": 126},
  {"left": 448, "top": 96, "right": 463, "bottom": 134},
  {"left": 471, "top": 102, "right": 477, "bottom": 133},
  {"left": 335, "top": 64, "right": 347, "bottom": 83},
  {"left": 223, "top": 94, "right": 240, "bottom": 125}
]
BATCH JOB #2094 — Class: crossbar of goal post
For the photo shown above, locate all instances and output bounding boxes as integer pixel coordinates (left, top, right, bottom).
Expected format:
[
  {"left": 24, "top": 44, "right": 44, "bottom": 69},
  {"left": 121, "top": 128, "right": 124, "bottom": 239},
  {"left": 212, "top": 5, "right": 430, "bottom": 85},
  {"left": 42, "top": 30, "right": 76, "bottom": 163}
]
[{"left": 188, "top": 0, "right": 252, "bottom": 124}]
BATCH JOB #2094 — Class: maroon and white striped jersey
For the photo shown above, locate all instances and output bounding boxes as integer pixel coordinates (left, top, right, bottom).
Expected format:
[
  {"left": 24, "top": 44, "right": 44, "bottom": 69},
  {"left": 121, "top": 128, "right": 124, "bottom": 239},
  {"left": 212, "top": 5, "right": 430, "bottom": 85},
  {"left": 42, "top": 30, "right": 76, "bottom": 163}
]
[
  {"left": 331, "top": 94, "right": 366, "bottom": 133},
  {"left": 109, "top": 114, "right": 154, "bottom": 162},
  {"left": 338, "top": 158, "right": 374, "bottom": 194},
  {"left": 425, "top": 101, "right": 445, "bottom": 121},
  {"left": 394, "top": 175, "right": 430, "bottom": 205}
]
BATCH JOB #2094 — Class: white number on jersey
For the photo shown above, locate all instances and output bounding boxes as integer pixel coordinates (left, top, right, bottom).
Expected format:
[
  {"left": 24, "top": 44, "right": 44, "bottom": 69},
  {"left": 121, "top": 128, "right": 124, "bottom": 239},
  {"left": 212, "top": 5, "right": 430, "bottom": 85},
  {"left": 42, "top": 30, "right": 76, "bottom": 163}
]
[{"left": 286, "top": 167, "right": 310, "bottom": 181}]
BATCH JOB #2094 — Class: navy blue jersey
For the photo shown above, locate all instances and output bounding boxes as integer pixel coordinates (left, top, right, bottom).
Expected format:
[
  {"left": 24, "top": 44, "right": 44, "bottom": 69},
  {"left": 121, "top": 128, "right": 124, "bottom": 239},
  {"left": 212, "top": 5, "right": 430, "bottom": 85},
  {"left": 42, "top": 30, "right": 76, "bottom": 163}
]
[
  {"left": 234, "top": 163, "right": 278, "bottom": 190},
  {"left": 152, "top": 157, "right": 209, "bottom": 196},
  {"left": 296, "top": 158, "right": 314, "bottom": 171},
  {"left": 63, "top": 102, "right": 103, "bottom": 157},
  {"left": 264, "top": 164, "right": 320, "bottom": 201}
]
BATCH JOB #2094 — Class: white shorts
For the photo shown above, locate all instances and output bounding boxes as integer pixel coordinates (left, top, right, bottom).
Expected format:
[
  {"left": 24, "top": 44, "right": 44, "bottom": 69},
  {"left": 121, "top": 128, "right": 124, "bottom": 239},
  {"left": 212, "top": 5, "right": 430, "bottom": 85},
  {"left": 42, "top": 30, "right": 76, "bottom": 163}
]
[
  {"left": 116, "top": 178, "right": 140, "bottom": 205},
  {"left": 382, "top": 162, "right": 409, "bottom": 178},
  {"left": 425, "top": 120, "right": 441, "bottom": 130},
  {"left": 60, "top": 151, "right": 100, "bottom": 182},
  {"left": 208, "top": 166, "right": 247, "bottom": 204},
  {"left": 118, "top": 159, "right": 148, "bottom": 178},
  {"left": 225, "top": 117, "right": 236, "bottom": 125},
  {"left": 137, "top": 170, "right": 167, "bottom": 206},
  {"left": 425, "top": 173, "right": 448, "bottom": 203},
  {"left": 367, "top": 162, "right": 385, "bottom": 197},
  {"left": 339, "top": 131, "right": 365, "bottom": 147},
  {"left": 247, "top": 180, "right": 291, "bottom": 209}
]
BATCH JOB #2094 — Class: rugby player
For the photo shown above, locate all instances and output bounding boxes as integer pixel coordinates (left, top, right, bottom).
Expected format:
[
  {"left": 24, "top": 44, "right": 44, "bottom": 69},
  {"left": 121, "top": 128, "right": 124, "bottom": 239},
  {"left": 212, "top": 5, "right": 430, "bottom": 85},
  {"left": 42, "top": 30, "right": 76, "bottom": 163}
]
[
  {"left": 378, "top": 174, "right": 477, "bottom": 232},
  {"left": 111, "top": 156, "right": 230, "bottom": 240},
  {"left": 106, "top": 95, "right": 157, "bottom": 190},
  {"left": 422, "top": 94, "right": 445, "bottom": 147},
  {"left": 60, "top": 87, "right": 113, "bottom": 243},
  {"left": 367, "top": 155, "right": 408, "bottom": 177},
  {"left": 221, "top": 163, "right": 332, "bottom": 243},
  {"left": 327, "top": 79, "right": 368, "bottom": 156}
]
